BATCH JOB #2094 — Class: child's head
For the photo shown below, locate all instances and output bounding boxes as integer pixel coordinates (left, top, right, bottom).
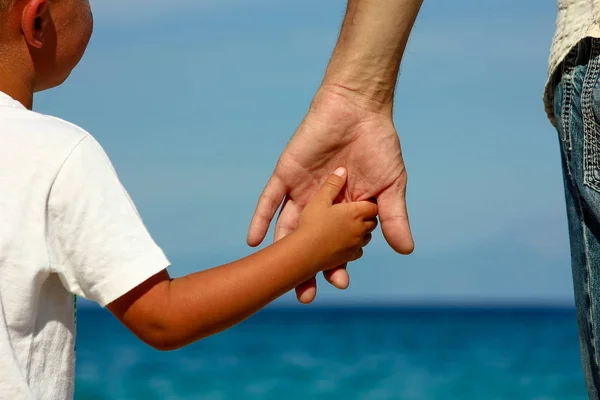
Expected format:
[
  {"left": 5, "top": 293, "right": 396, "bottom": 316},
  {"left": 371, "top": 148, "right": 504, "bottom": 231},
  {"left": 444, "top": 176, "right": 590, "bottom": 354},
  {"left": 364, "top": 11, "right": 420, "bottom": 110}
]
[{"left": 0, "top": 0, "right": 93, "bottom": 94}]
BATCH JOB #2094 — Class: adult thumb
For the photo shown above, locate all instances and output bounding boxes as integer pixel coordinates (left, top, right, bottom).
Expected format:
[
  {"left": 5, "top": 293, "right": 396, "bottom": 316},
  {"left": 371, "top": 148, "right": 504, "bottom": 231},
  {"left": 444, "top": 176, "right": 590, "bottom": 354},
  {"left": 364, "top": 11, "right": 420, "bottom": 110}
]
[
  {"left": 377, "top": 182, "right": 414, "bottom": 255},
  {"left": 316, "top": 167, "right": 347, "bottom": 204}
]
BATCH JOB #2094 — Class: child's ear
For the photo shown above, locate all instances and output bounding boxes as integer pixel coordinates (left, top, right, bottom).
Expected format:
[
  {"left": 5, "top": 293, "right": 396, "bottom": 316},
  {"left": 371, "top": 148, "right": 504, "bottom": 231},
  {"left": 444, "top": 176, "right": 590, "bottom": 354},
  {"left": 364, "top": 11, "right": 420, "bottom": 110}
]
[{"left": 21, "top": 0, "right": 48, "bottom": 49}]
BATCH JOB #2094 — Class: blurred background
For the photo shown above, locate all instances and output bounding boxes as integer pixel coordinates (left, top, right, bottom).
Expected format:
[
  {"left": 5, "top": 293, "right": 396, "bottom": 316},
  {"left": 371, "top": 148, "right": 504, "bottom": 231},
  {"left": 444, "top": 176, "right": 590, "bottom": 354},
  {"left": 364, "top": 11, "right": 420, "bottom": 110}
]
[{"left": 38, "top": 0, "right": 583, "bottom": 398}]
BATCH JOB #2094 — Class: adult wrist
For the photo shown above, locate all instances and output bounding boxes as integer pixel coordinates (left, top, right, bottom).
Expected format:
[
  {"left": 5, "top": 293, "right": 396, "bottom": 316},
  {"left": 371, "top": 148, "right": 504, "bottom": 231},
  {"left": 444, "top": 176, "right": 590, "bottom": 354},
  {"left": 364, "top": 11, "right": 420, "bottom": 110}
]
[{"left": 315, "top": 81, "right": 395, "bottom": 117}]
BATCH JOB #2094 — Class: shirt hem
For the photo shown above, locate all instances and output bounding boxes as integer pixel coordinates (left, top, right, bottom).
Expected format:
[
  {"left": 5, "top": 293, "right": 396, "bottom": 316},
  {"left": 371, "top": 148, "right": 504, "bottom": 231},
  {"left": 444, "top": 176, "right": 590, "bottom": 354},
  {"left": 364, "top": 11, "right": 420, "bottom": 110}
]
[
  {"left": 87, "top": 251, "right": 171, "bottom": 308},
  {"left": 544, "top": 26, "right": 600, "bottom": 127}
]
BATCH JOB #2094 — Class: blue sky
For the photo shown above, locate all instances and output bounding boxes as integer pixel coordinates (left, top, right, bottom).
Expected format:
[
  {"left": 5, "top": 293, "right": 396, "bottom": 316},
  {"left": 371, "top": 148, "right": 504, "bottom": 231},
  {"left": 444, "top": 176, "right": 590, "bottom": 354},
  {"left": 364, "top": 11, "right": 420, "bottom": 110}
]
[{"left": 37, "top": 0, "right": 569, "bottom": 306}]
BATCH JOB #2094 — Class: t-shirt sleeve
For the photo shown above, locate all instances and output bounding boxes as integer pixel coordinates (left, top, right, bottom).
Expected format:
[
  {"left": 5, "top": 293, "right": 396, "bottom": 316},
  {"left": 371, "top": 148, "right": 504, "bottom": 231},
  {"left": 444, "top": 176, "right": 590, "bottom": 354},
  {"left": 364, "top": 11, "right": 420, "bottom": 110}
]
[{"left": 47, "top": 135, "right": 170, "bottom": 307}]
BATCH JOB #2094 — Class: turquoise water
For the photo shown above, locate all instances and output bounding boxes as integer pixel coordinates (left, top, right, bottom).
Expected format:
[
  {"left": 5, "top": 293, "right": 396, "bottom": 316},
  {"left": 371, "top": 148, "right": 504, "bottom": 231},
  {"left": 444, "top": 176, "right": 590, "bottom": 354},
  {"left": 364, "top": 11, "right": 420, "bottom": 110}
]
[{"left": 75, "top": 307, "right": 587, "bottom": 400}]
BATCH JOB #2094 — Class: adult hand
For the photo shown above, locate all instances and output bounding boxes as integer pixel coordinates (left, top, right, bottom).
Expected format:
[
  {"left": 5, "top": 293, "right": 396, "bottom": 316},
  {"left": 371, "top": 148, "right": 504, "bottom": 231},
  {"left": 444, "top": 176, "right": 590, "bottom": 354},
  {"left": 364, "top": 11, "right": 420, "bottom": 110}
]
[{"left": 247, "top": 86, "right": 414, "bottom": 304}]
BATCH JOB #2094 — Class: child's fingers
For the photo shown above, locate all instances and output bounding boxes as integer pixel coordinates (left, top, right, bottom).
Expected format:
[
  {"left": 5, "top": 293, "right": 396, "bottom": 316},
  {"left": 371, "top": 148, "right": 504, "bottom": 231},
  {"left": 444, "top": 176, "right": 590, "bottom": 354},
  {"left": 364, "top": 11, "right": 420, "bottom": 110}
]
[
  {"left": 314, "top": 167, "right": 347, "bottom": 205},
  {"left": 364, "top": 218, "right": 378, "bottom": 233},
  {"left": 354, "top": 201, "right": 379, "bottom": 219},
  {"left": 361, "top": 233, "right": 373, "bottom": 247},
  {"left": 349, "top": 248, "right": 364, "bottom": 262}
]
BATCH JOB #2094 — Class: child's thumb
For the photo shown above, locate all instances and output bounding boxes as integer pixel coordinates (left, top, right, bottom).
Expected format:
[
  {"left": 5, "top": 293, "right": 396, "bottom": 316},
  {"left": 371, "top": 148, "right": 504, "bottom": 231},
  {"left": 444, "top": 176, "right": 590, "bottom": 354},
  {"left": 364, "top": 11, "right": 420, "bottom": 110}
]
[{"left": 316, "top": 167, "right": 347, "bottom": 204}]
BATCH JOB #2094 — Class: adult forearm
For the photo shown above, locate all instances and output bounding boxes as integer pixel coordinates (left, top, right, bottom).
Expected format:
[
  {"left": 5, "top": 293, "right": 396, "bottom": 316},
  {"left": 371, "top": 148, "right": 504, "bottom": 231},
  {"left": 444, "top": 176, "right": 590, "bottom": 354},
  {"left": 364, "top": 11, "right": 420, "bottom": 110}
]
[
  {"left": 160, "top": 232, "right": 323, "bottom": 348},
  {"left": 321, "top": 0, "right": 423, "bottom": 112}
]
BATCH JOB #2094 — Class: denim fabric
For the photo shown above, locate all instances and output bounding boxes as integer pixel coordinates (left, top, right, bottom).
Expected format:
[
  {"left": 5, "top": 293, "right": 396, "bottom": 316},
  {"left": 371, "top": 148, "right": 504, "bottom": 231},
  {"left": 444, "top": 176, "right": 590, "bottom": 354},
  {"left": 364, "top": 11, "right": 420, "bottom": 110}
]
[
  {"left": 544, "top": 0, "right": 600, "bottom": 127},
  {"left": 554, "top": 37, "right": 600, "bottom": 399}
]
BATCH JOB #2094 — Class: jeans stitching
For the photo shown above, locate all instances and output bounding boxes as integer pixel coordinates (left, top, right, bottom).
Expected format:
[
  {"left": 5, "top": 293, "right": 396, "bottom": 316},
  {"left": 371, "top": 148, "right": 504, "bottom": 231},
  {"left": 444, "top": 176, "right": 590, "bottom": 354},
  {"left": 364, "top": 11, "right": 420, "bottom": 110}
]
[
  {"left": 581, "top": 38, "right": 600, "bottom": 396},
  {"left": 563, "top": 47, "right": 578, "bottom": 151},
  {"left": 564, "top": 39, "right": 600, "bottom": 396},
  {"left": 574, "top": 186, "right": 600, "bottom": 398},
  {"left": 583, "top": 40, "right": 600, "bottom": 193}
]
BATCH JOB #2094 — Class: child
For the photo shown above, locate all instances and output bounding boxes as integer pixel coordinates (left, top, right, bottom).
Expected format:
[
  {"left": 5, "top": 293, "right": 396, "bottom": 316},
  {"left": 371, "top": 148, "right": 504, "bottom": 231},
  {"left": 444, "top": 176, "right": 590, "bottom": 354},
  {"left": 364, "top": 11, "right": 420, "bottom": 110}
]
[{"left": 0, "top": 0, "right": 378, "bottom": 398}]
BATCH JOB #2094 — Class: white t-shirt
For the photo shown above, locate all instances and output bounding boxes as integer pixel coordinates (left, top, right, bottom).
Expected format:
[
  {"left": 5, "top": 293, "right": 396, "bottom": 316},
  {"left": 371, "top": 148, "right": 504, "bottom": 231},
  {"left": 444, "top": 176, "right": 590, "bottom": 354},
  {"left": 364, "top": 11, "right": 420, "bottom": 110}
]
[{"left": 0, "top": 91, "right": 171, "bottom": 399}]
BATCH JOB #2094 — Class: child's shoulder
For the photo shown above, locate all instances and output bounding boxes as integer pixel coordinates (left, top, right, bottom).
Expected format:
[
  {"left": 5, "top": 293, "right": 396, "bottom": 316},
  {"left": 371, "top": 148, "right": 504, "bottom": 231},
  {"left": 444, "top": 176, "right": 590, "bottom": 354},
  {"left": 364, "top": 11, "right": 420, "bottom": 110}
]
[
  {"left": 22, "top": 109, "right": 88, "bottom": 139},
  {"left": 3, "top": 106, "right": 94, "bottom": 148},
  {"left": 0, "top": 92, "right": 90, "bottom": 144},
  {"left": 0, "top": 105, "right": 102, "bottom": 171}
]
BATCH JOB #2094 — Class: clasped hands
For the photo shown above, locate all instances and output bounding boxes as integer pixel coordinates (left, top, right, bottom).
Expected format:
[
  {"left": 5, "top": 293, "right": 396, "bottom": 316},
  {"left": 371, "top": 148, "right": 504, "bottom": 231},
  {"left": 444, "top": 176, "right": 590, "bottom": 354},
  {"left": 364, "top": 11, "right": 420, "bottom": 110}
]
[{"left": 247, "top": 87, "right": 414, "bottom": 304}]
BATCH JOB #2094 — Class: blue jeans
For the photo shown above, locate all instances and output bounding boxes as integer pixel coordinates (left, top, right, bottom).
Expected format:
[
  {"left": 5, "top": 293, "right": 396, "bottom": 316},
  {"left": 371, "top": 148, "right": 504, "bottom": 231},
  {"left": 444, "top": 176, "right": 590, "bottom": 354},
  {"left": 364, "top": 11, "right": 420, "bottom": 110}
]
[{"left": 554, "top": 37, "right": 600, "bottom": 399}]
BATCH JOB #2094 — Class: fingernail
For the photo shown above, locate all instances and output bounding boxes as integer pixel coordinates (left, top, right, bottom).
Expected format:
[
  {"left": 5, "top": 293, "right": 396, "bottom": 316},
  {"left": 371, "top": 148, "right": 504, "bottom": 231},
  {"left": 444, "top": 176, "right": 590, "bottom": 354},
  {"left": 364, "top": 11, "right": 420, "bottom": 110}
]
[{"left": 334, "top": 167, "right": 345, "bottom": 177}]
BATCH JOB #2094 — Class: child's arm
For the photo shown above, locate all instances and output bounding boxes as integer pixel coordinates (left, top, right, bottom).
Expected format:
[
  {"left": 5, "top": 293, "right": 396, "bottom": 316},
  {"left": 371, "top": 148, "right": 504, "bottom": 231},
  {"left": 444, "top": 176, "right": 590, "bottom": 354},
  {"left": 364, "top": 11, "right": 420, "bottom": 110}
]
[{"left": 107, "top": 168, "right": 377, "bottom": 351}]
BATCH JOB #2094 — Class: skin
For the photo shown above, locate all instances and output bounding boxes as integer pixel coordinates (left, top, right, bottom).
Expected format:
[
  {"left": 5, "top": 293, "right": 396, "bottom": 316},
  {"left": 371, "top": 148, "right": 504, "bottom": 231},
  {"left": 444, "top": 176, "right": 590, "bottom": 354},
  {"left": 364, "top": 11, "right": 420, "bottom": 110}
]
[
  {"left": 108, "top": 169, "right": 377, "bottom": 350},
  {"left": 248, "top": 0, "right": 424, "bottom": 303},
  {"left": 0, "top": 0, "right": 93, "bottom": 108},
  {"left": 0, "top": 0, "right": 423, "bottom": 349}
]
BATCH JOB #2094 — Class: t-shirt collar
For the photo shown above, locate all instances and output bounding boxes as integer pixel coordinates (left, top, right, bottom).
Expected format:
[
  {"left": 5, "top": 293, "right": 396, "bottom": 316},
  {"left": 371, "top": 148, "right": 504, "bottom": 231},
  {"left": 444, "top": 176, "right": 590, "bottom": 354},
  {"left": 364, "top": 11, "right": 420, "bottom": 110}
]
[{"left": 0, "top": 90, "right": 26, "bottom": 110}]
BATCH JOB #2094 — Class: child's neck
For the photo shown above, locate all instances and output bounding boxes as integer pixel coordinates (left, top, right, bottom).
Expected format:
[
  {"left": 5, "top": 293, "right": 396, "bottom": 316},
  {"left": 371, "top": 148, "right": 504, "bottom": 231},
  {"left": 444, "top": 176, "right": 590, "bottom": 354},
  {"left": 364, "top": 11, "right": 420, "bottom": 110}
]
[{"left": 0, "top": 65, "right": 34, "bottom": 110}]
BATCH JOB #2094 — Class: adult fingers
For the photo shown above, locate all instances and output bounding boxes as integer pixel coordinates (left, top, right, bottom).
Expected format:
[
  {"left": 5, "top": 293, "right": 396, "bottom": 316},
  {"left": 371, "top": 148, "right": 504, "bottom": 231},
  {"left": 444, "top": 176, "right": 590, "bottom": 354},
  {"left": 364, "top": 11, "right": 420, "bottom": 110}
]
[
  {"left": 377, "top": 181, "right": 414, "bottom": 255},
  {"left": 297, "top": 265, "right": 351, "bottom": 304},
  {"left": 274, "top": 199, "right": 303, "bottom": 242},
  {"left": 247, "top": 175, "right": 287, "bottom": 247},
  {"left": 295, "top": 276, "right": 318, "bottom": 304},
  {"left": 323, "top": 264, "right": 350, "bottom": 290}
]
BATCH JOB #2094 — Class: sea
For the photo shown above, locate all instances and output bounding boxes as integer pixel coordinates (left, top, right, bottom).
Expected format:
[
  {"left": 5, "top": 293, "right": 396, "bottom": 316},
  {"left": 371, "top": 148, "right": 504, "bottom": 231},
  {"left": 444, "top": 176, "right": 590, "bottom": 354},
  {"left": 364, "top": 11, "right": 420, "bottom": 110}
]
[{"left": 74, "top": 306, "right": 587, "bottom": 400}]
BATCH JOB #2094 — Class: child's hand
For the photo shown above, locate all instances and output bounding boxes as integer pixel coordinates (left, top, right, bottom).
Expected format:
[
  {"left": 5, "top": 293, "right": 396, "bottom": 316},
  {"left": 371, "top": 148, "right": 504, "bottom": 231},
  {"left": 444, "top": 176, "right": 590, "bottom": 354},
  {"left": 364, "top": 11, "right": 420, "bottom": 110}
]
[{"left": 297, "top": 167, "right": 378, "bottom": 271}]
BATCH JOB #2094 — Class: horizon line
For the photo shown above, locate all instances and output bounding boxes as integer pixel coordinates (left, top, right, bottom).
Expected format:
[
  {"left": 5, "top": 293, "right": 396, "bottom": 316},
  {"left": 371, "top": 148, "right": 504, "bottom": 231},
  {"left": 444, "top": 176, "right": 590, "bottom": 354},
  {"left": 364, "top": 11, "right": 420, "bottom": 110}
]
[{"left": 77, "top": 298, "right": 576, "bottom": 311}]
